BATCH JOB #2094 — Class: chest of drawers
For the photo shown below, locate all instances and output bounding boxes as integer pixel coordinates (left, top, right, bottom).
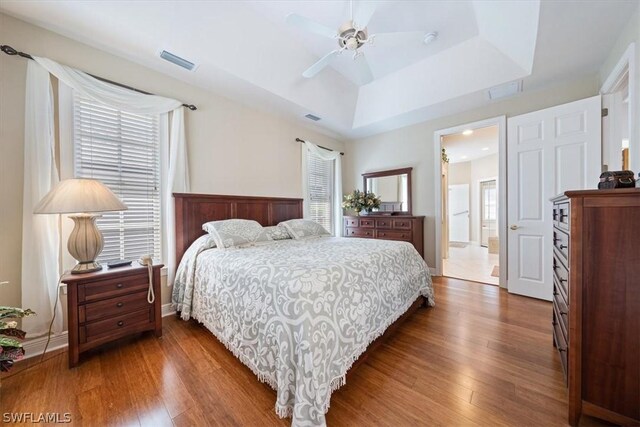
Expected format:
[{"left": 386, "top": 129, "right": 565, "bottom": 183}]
[
  {"left": 551, "top": 189, "right": 640, "bottom": 426},
  {"left": 62, "top": 263, "right": 163, "bottom": 367},
  {"left": 343, "top": 215, "right": 424, "bottom": 258}
]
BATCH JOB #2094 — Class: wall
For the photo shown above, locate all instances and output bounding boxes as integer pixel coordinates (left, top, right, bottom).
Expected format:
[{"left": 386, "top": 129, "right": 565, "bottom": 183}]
[
  {"left": 447, "top": 154, "right": 499, "bottom": 244},
  {"left": 600, "top": 3, "right": 640, "bottom": 172},
  {"left": 0, "top": 13, "right": 344, "bottom": 329},
  {"left": 343, "top": 74, "right": 600, "bottom": 268}
]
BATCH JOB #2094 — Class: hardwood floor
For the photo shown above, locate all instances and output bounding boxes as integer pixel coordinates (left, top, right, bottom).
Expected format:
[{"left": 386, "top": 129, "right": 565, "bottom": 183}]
[{"left": 1, "top": 277, "right": 609, "bottom": 426}]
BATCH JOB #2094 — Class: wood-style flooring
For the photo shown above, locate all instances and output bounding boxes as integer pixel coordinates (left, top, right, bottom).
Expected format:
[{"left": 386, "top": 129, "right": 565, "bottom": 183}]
[{"left": 1, "top": 277, "right": 609, "bottom": 426}]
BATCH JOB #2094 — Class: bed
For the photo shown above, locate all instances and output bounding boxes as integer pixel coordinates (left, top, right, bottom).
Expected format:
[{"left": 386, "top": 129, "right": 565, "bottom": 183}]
[{"left": 172, "top": 193, "right": 434, "bottom": 426}]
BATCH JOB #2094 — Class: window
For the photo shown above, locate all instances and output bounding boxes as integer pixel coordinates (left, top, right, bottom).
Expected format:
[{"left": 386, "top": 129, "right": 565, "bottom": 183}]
[
  {"left": 306, "top": 150, "right": 334, "bottom": 233},
  {"left": 73, "top": 93, "right": 161, "bottom": 262}
]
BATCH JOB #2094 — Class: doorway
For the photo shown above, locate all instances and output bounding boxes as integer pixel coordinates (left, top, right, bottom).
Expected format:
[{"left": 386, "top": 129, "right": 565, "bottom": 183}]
[{"left": 437, "top": 121, "right": 504, "bottom": 286}]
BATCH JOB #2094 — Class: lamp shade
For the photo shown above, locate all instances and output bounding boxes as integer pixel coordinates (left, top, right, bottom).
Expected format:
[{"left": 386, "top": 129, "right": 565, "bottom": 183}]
[{"left": 34, "top": 178, "right": 127, "bottom": 214}]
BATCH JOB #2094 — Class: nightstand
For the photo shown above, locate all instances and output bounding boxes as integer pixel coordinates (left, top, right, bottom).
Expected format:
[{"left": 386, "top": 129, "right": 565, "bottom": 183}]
[{"left": 62, "top": 263, "right": 163, "bottom": 367}]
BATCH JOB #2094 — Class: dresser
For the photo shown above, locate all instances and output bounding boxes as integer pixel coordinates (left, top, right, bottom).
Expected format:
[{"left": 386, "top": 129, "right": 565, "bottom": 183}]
[
  {"left": 62, "top": 263, "right": 163, "bottom": 367},
  {"left": 343, "top": 215, "right": 424, "bottom": 258},
  {"left": 551, "top": 189, "right": 640, "bottom": 426}
]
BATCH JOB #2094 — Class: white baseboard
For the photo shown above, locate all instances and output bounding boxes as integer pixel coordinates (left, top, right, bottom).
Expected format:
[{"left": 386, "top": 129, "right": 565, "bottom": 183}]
[
  {"left": 21, "top": 303, "right": 177, "bottom": 360},
  {"left": 161, "top": 303, "right": 176, "bottom": 317},
  {"left": 22, "top": 331, "right": 69, "bottom": 360}
]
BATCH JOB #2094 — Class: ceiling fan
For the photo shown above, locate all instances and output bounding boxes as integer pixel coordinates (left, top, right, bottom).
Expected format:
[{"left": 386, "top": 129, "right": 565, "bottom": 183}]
[{"left": 286, "top": 0, "right": 436, "bottom": 84}]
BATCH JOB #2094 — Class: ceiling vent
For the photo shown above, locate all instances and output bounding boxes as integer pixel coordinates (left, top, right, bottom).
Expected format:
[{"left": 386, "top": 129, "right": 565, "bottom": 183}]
[
  {"left": 160, "top": 50, "right": 197, "bottom": 71},
  {"left": 305, "top": 113, "right": 321, "bottom": 121},
  {"left": 487, "top": 80, "right": 522, "bottom": 100}
]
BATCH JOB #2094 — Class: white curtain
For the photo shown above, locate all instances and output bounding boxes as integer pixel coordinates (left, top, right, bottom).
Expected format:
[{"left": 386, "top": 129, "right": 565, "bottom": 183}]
[
  {"left": 31, "top": 56, "right": 190, "bottom": 285},
  {"left": 22, "top": 61, "right": 62, "bottom": 336},
  {"left": 301, "top": 140, "right": 343, "bottom": 236}
]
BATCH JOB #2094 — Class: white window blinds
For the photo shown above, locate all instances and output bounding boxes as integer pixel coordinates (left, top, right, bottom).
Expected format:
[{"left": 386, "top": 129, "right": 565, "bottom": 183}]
[
  {"left": 73, "top": 93, "right": 161, "bottom": 262},
  {"left": 306, "top": 150, "right": 334, "bottom": 232}
]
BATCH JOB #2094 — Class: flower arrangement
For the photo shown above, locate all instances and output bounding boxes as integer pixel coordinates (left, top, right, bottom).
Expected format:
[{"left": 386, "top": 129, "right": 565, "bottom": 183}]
[
  {"left": 0, "top": 306, "right": 35, "bottom": 372},
  {"left": 342, "top": 189, "right": 381, "bottom": 215}
]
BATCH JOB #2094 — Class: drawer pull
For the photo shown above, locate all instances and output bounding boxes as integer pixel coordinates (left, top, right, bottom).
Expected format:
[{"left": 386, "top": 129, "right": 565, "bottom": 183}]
[
  {"left": 558, "top": 347, "right": 567, "bottom": 353},
  {"left": 553, "top": 290, "right": 558, "bottom": 296},
  {"left": 560, "top": 310, "right": 568, "bottom": 315},
  {"left": 553, "top": 264, "right": 559, "bottom": 270},
  {"left": 559, "top": 244, "right": 567, "bottom": 250},
  {"left": 116, "top": 302, "right": 124, "bottom": 308},
  {"left": 116, "top": 283, "right": 124, "bottom": 289},
  {"left": 559, "top": 278, "right": 567, "bottom": 283},
  {"left": 117, "top": 320, "right": 124, "bottom": 327}
]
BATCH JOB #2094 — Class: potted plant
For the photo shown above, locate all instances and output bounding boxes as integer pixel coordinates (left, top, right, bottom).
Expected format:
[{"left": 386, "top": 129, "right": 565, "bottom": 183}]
[
  {"left": 342, "top": 189, "right": 382, "bottom": 216},
  {"left": 0, "top": 306, "right": 35, "bottom": 372}
]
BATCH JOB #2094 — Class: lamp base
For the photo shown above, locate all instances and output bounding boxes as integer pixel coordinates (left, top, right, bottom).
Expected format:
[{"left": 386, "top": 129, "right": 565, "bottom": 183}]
[
  {"left": 67, "top": 214, "right": 105, "bottom": 275},
  {"left": 71, "top": 261, "right": 102, "bottom": 274}
]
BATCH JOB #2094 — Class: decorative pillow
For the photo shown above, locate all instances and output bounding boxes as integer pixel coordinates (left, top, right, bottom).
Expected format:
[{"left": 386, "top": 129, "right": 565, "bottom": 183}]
[
  {"left": 264, "top": 225, "right": 291, "bottom": 241},
  {"left": 279, "top": 219, "right": 331, "bottom": 240},
  {"left": 202, "top": 219, "right": 272, "bottom": 248}
]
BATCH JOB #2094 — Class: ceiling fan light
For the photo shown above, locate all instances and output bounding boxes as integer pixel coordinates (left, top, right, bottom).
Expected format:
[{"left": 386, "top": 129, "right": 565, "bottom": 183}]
[{"left": 423, "top": 31, "right": 438, "bottom": 45}]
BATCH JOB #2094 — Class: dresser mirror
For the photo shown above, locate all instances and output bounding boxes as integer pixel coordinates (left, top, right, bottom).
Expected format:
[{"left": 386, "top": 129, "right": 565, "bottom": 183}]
[{"left": 362, "top": 167, "right": 412, "bottom": 215}]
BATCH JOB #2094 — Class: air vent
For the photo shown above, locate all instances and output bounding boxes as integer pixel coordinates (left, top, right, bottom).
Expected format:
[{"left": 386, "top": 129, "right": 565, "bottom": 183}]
[
  {"left": 159, "top": 50, "right": 197, "bottom": 71},
  {"left": 487, "top": 80, "right": 522, "bottom": 100},
  {"left": 305, "top": 113, "right": 321, "bottom": 121}
]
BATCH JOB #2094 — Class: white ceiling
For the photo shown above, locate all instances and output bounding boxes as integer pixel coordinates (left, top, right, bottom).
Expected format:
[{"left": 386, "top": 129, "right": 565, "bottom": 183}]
[
  {"left": 442, "top": 125, "right": 499, "bottom": 164},
  {"left": 1, "top": 0, "right": 637, "bottom": 140}
]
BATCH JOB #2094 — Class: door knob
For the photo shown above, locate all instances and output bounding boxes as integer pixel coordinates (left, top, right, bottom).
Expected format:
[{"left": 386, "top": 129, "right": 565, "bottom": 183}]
[{"left": 510, "top": 225, "right": 519, "bottom": 230}]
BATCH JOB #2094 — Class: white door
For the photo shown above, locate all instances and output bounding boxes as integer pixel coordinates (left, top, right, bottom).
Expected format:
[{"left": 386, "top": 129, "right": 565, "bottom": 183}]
[
  {"left": 507, "top": 95, "right": 601, "bottom": 300},
  {"left": 449, "top": 184, "right": 470, "bottom": 243}
]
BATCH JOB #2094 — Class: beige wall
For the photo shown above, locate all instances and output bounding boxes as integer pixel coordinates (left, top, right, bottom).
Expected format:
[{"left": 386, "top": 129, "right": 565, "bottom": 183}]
[
  {"left": 343, "top": 74, "right": 600, "bottom": 268},
  {"left": 600, "top": 3, "right": 640, "bottom": 172},
  {"left": 0, "top": 14, "right": 344, "bottom": 322}
]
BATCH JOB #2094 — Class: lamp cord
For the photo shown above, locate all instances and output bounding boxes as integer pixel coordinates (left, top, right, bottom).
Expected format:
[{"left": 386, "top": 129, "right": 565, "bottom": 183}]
[{"left": 40, "top": 272, "right": 65, "bottom": 363}]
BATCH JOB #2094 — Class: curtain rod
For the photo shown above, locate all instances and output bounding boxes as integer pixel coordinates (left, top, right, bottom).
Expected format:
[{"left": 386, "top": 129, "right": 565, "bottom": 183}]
[
  {"left": 296, "top": 138, "right": 344, "bottom": 156},
  {"left": 1, "top": 44, "right": 197, "bottom": 111}
]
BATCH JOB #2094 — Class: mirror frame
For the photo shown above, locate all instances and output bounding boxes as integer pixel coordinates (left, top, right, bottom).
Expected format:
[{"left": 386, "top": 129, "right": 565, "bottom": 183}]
[{"left": 362, "top": 167, "right": 413, "bottom": 215}]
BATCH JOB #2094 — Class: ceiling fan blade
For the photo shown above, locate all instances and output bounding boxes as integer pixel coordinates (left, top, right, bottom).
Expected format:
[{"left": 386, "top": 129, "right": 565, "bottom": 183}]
[
  {"left": 303, "top": 50, "right": 341, "bottom": 78},
  {"left": 370, "top": 31, "right": 425, "bottom": 48},
  {"left": 354, "top": 1, "right": 382, "bottom": 29},
  {"left": 286, "top": 13, "right": 336, "bottom": 39},
  {"left": 354, "top": 53, "right": 373, "bottom": 84}
]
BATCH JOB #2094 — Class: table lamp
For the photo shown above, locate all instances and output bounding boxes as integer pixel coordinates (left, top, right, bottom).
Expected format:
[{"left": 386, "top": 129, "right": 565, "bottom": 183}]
[{"left": 34, "top": 178, "right": 127, "bottom": 274}]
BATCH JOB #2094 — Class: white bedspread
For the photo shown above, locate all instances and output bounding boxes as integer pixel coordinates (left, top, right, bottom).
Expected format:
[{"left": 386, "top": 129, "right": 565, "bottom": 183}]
[{"left": 172, "top": 236, "right": 434, "bottom": 426}]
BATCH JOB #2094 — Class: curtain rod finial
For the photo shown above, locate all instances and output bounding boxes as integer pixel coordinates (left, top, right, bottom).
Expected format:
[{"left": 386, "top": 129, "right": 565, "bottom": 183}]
[{"left": 184, "top": 104, "right": 197, "bottom": 111}]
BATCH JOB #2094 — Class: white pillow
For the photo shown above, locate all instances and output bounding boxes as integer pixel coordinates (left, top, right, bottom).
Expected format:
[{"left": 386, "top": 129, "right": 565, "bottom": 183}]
[
  {"left": 264, "top": 225, "right": 291, "bottom": 241},
  {"left": 202, "top": 219, "right": 272, "bottom": 248},
  {"left": 279, "top": 219, "right": 331, "bottom": 240}
]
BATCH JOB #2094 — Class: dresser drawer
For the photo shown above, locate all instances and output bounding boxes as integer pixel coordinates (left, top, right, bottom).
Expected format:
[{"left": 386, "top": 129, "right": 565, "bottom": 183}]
[
  {"left": 80, "top": 308, "right": 154, "bottom": 344},
  {"left": 553, "top": 291, "right": 569, "bottom": 339},
  {"left": 392, "top": 218, "right": 412, "bottom": 230},
  {"left": 376, "top": 229, "right": 412, "bottom": 241},
  {"left": 553, "top": 313, "right": 568, "bottom": 381},
  {"left": 79, "top": 290, "right": 150, "bottom": 323},
  {"left": 556, "top": 202, "right": 570, "bottom": 232},
  {"left": 375, "top": 218, "right": 392, "bottom": 229},
  {"left": 553, "top": 255, "right": 569, "bottom": 298},
  {"left": 553, "top": 228, "right": 570, "bottom": 264},
  {"left": 344, "top": 218, "right": 358, "bottom": 228},
  {"left": 78, "top": 273, "right": 149, "bottom": 303},
  {"left": 359, "top": 218, "right": 375, "bottom": 228},
  {"left": 345, "top": 227, "right": 374, "bottom": 238}
]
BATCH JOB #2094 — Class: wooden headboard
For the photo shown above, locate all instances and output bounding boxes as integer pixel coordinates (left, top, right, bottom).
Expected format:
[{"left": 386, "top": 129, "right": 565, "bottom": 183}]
[{"left": 173, "top": 193, "right": 303, "bottom": 264}]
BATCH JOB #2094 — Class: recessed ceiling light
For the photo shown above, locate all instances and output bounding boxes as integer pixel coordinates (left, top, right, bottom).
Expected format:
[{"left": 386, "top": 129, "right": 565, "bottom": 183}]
[
  {"left": 423, "top": 32, "right": 438, "bottom": 45},
  {"left": 481, "top": 147, "right": 489, "bottom": 151},
  {"left": 462, "top": 129, "right": 473, "bottom": 136}
]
